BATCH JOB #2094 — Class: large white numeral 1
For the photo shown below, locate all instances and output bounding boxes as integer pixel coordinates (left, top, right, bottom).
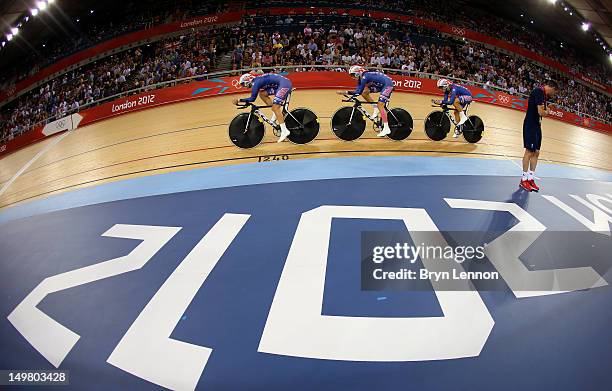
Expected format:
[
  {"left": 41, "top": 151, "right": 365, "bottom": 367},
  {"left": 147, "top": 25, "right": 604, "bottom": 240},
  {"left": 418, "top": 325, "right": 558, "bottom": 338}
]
[
  {"left": 7, "top": 224, "right": 181, "bottom": 368},
  {"left": 259, "top": 206, "right": 494, "bottom": 361},
  {"left": 107, "top": 214, "right": 250, "bottom": 391},
  {"left": 445, "top": 198, "right": 607, "bottom": 298}
]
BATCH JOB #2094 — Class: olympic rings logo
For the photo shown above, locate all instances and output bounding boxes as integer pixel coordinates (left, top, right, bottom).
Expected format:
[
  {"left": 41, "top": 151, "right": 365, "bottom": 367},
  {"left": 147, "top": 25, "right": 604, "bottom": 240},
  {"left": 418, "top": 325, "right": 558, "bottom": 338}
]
[
  {"left": 231, "top": 79, "right": 243, "bottom": 89},
  {"left": 498, "top": 94, "right": 510, "bottom": 104},
  {"left": 451, "top": 27, "right": 466, "bottom": 36}
]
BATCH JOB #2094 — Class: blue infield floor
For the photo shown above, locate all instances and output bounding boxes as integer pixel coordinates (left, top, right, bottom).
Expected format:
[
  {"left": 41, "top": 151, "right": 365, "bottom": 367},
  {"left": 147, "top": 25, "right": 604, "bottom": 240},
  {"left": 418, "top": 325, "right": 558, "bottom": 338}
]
[{"left": 1, "top": 156, "right": 611, "bottom": 390}]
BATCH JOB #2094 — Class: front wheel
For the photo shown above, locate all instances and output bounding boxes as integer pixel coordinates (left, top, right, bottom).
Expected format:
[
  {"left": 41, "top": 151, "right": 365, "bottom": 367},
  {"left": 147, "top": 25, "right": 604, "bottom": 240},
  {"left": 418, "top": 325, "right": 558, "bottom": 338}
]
[
  {"left": 387, "top": 108, "right": 413, "bottom": 141},
  {"left": 331, "top": 106, "right": 366, "bottom": 141},
  {"left": 462, "top": 115, "right": 484, "bottom": 143},
  {"left": 229, "top": 113, "right": 265, "bottom": 149},
  {"left": 285, "top": 108, "right": 320, "bottom": 144},
  {"left": 424, "top": 111, "right": 451, "bottom": 141}
]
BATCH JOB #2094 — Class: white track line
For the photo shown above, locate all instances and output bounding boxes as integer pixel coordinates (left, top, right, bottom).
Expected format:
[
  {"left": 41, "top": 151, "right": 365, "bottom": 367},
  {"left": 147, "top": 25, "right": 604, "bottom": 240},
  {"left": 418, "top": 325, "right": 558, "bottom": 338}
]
[
  {"left": 482, "top": 125, "right": 552, "bottom": 180},
  {"left": 0, "top": 131, "right": 72, "bottom": 197},
  {"left": 481, "top": 131, "right": 523, "bottom": 171}
]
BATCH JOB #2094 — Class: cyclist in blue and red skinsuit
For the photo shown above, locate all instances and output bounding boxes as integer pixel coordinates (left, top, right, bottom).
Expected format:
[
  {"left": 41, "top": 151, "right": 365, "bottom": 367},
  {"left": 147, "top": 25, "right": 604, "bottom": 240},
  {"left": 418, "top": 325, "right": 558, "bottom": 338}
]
[
  {"left": 233, "top": 72, "right": 293, "bottom": 143},
  {"left": 338, "top": 65, "right": 395, "bottom": 137},
  {"left": 433, "top": 79, "right": 473, "bottom": 138}
]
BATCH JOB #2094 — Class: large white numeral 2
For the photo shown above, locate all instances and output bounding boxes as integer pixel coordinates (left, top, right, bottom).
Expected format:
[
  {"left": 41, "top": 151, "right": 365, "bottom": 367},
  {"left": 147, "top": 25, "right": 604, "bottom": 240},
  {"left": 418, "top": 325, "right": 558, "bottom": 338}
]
[
  {"left": 7, "top": 224, "right": 181, "bottom": 368},
  {"left": 107, "top": 214, "right": 250, "bottom": 391},
  {"left": 259, "top": 206, "right": 494, "bottom": 361},
  {"left": 445, "top": 199, "right": 607, "bottom": 298}
]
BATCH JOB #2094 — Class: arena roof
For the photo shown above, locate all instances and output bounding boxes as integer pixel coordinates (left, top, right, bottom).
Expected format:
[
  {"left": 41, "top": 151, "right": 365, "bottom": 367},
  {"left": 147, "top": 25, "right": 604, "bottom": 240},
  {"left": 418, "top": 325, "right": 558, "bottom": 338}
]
[
  {"left": 0, "top": 0, "right": 25, "bottom": 32},
  {"left": 468, "top": 0, "right": 611, "bottom": 63},
  {"left": 1, "top": 1, "right": 611, "bottom": 70},
  {"left": 566, "top": 0, "right": 612, "bottom": 46}
]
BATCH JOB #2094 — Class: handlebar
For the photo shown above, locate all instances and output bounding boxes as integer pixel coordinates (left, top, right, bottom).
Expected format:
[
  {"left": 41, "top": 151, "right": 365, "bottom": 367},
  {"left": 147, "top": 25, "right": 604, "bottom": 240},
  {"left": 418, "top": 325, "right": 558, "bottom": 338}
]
[
  {"left": 341, "top": 93, "right": 356, "bottom": 103},
  {"left": 430, "top": 101, "right": 458, "bottom": 112},
  {"left": 235, "top": 101, "right": 273, "bottom": 110},
  {"left": 341, "top": 93, "right": 378, "bottom": 105}
]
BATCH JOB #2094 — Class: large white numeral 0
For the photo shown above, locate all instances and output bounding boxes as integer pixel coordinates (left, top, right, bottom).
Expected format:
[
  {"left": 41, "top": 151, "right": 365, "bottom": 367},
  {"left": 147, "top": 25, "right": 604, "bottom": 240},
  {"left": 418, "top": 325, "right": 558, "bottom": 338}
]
[
  {"left": 445, "top": 199, "right": 607, "bottom": 298},
  {"left": 7, "top": 224, "right": 181, "bottom": 368},
  {"left": 107, "top": 214, "right": 250, "bottom": 391},
  {"left": 259, "top": 206, "right": 494, "bottom": 361}
]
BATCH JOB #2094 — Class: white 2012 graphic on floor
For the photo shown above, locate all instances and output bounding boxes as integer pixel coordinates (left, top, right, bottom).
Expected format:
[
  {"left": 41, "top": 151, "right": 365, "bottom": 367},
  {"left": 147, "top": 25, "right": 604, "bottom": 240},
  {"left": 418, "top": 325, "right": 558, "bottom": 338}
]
[{"left": 7, "top": 195, "right": 611, "bottom": 390}]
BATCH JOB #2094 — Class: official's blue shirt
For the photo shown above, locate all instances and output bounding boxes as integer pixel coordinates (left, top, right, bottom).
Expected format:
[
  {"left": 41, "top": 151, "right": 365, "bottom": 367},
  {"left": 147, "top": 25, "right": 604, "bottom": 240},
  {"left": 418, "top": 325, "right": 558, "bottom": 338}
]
[
  {"left": 350, "top": 71, "right": 393, "bottom": 95},
  {"left": 524, "top": 86, "right": 546, "bottom": 126},
  {"left": 240, "top": 74, "right": 292, "bottom": 103},
  {"left": 441, "top": 84, "right": 472, "bottom": 105}
]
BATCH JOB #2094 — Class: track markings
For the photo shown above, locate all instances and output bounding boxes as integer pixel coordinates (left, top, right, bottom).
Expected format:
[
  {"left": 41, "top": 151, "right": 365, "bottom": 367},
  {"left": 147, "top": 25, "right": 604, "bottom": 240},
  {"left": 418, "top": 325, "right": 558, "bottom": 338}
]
[{"left": 0, "top": 131, "right": 72, "bottom": 196}]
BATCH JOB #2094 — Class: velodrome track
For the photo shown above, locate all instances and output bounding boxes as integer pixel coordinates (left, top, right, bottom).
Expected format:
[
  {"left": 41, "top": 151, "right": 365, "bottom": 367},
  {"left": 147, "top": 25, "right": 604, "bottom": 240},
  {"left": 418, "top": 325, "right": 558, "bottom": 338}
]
[{"left": 1, "top": 90, "right": 611, "bottom": 209}]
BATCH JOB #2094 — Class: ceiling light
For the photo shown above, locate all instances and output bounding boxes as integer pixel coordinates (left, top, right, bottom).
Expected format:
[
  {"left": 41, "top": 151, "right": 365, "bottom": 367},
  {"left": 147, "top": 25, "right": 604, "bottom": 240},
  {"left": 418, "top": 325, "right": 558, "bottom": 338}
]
[
  {"left": 581, "top": 22, "right": 590, "bottom": 31},
  {"left": 37, "top": 1, "right": 47, "bottom": 11},
  {"left": 30, "top": 8, "right": 39, "bottom": 16},
  {"left": 10, "top": 27, "right": 18, "bottom": 35},
  {"left": 6, "top": 34, "right": 13, "bottom": 41}
]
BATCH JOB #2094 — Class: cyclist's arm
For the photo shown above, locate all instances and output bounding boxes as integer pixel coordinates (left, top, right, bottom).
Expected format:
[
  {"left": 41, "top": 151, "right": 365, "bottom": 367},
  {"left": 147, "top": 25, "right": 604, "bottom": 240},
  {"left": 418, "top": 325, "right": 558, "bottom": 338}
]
[
  {"left": 348, "top": 77, "right": 367, "bottom": 97},
  {"left": 240, "top": 79, "right": 262, "bottom": 103},
  {"left": 441, "top": 89, "right": 456, "bottom": 105}
]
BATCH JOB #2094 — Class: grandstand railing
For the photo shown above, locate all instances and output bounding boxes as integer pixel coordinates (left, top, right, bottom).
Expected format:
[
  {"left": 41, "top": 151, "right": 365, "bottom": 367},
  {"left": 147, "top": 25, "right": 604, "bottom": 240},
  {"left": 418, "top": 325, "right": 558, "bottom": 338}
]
[{"left": 2, "top": 65, "right": 609, "bottom": 144}]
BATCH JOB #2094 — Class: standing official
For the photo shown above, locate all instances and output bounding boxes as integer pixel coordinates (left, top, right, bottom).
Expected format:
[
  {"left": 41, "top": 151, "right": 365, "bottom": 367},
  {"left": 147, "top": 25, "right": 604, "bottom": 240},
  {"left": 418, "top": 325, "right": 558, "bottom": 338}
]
[{"left": 521, "top": 81, "right": 557, "bottom": 192}]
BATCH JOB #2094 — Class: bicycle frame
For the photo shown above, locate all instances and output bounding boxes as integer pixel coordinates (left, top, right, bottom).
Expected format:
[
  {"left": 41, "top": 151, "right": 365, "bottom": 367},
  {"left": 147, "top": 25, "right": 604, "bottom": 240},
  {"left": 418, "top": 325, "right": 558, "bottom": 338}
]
[
  {"left": 236, "top": 90, "right": 302, "bottom": 132},
  {"left": 341, "top": 94, "right": 401, "bottom": 126},
  {"left": 436, "top": 103, "right": 471, "bottom": 127}
]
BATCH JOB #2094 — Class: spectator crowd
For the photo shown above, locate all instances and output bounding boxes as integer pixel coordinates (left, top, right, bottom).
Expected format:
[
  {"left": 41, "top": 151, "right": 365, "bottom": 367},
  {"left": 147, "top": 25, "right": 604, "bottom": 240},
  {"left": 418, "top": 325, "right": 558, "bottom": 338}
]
[
  {"left": 256, "top": 0, "right": 611, "bottom": 86},
  {"left": 1, "top": 1, "right": 610, "bottom": 143}
]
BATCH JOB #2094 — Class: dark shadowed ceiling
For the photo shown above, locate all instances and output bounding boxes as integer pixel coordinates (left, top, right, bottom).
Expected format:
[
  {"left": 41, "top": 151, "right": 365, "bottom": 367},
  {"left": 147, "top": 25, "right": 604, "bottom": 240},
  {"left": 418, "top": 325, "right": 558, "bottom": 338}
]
[{"left": 1, "top": 0, "right": 611, "bottom": 71}]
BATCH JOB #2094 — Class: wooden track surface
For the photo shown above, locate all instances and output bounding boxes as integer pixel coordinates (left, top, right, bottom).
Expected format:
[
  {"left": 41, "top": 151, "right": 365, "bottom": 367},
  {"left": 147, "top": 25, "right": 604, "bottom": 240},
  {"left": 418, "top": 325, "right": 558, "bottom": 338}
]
[{"left": 1, "top": 90, "right": 611, "bottom": 209}]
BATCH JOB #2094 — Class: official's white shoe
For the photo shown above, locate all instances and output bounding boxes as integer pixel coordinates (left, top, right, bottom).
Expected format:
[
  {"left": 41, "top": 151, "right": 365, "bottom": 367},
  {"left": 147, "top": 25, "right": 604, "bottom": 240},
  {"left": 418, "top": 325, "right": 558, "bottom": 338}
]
[
  {"left": 377, "top": 126, "right": 391, "bottom": 137},
  {"left": 277, "top": 127, "right": 290, "bottom": 143},
  {"left": 458, "top": 112, "right": 468, "bottom": 126}
]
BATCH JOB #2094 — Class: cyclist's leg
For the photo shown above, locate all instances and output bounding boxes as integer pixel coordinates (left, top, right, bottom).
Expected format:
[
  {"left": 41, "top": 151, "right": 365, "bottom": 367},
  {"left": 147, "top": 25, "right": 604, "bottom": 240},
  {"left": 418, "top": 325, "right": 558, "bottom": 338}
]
[
  {"left": 456, "top": 96, "right": 471, "bottom": 125},
  {"left": 273, "top": 85, "right": 292, "bottom": 142},
  {"left": 376, "top": 85, "right": 393, "bottom": 136}
]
